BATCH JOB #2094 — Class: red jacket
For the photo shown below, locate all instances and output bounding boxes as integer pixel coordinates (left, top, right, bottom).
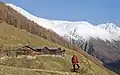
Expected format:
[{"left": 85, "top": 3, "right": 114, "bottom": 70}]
[{"left": 72, "top": 55, "right": 78, "bottom": 64}]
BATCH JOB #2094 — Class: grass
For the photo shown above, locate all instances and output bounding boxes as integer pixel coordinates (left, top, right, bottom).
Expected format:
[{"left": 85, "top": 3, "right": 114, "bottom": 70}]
[
  {"left": 0, "top": 22, "right": 115, "bottom": 75},
  {"left": 0, "top": 65, "right": 77, "bottom": 75},
  {"left": 0, "top": 55, "right": 112, "bottom": 75}
]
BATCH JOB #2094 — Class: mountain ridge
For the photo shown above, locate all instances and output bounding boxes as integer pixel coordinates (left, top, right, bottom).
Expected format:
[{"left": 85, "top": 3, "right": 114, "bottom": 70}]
[{"left": 6, "top": 3, "right": 120, "bottom": 41}]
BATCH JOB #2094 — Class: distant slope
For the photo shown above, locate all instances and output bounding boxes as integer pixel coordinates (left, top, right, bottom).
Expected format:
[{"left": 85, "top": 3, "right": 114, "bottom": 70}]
[{"left": 65, "top": 29, "right": 120, "bottom": 74}]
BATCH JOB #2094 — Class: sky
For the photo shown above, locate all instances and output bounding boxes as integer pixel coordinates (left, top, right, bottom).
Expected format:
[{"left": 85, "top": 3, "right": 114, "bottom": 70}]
[{"left": 1, "top": 0, "right": 120, "bottom": 26}]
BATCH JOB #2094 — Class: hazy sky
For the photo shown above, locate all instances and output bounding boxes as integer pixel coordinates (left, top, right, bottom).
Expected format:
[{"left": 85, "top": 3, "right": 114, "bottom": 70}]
[{"left": 2, "top": 0, "right": 120, "bottom": 26}]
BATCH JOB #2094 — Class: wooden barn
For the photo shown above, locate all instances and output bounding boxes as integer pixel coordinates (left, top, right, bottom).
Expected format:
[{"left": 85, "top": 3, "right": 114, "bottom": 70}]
[
  {"left": 48, "top": 47, "right": 61, "bottom": 55},
  {"left": 13, "top": 46, "right": 41, "bottom": 56},
  {"left": 35, "top": 46, "right": 50, "bottom": 54},
  {"left": 35, "top": 46, "right": 66, "bottom": 56}
]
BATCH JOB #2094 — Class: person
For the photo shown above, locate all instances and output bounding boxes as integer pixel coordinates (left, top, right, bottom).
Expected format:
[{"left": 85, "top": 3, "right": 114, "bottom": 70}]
[{"left": 71, "top": 54, "right": 80, "bottom": 72}]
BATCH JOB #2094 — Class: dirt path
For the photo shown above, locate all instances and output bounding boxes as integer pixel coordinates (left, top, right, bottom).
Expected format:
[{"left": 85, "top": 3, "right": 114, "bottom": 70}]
[{"left": 0, "top": 65, "right": 80, "bottom": 75}]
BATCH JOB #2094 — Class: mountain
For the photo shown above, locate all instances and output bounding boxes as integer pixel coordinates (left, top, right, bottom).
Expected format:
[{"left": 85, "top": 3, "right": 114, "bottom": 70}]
[
  {"left": 6, "top": 3, "right": 120, "bottom": 74},
  {"left": 0, "top": 2, "right": 117, "bottom": 75},
  {"left": 6, "top": 4, "right": 120, "bottom": 41}
]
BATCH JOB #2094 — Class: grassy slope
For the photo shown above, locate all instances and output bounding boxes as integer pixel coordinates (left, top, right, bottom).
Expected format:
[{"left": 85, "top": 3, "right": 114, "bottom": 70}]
[
  {"left": 0, "top": 65, "right": 78, "bottom": 75},
  {"left": 0, "top": 22, "right": 59, "bottom": 48},
  {"left": 0, "top": 23, "right": 115, "bottom": 75}
]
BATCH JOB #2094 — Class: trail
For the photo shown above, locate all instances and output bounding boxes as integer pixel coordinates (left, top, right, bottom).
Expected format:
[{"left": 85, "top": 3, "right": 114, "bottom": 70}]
[{"left": 0, "top": 65, "right": 80, "bottom": 75}]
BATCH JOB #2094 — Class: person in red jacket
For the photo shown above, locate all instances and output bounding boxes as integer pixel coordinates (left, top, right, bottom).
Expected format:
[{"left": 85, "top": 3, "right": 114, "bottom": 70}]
[{"left": 71, "top": 54, "right": 80, "bottom": 72}]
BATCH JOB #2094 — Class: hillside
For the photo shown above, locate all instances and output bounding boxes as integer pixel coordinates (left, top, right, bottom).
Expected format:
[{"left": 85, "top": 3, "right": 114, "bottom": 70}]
[
  {"left": 0, "top": 21, "right": 115, "bottom": 75},
  {"left": 5, "top": 3, "right": 120, "bottom": 74},
  {"left": 0, "top": 22, "right": 58, "bottom": 48}
]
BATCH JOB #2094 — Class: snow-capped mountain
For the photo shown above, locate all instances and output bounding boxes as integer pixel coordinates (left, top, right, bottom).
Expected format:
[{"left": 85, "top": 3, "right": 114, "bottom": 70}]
[{"left": 6, "top": 4, "right": 120, "bottom": 42}]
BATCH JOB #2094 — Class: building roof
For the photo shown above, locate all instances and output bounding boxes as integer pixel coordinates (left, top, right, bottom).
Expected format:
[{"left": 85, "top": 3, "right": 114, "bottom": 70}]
[
  {"left": 13, "top": 45, "right": 37, "bottom": 51},
  {"left": 34, "top": 46, "right": 46, "bottom": 49},
  {"left": 48, "top": 47, "right": 61, "bottom": 51},
  {"left": 12, "top": 45, "right": 62, "bottom": 51}
]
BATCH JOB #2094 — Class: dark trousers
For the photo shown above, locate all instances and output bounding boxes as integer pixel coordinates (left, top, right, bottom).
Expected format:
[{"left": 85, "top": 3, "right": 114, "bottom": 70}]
[{"left": 73, "top": 64, "right": 80, "bottom": 72}]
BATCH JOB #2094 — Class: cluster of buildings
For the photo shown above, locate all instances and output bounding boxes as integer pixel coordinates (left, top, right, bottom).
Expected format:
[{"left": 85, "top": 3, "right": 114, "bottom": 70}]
[{"left": 1, "top": 46, "right": 66, "bottom": 57}]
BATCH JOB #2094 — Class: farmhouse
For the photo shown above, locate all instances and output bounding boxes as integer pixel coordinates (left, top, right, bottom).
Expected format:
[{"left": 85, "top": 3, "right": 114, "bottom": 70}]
[
  {"left": 49, "top": 47, "right": 62, "bottom": 55},
  {"left": 35, "top": 46, "right": 66, "bottom": 56},
  {"left": 35, "top": 46, "right": 49, "bottom": 54},
  {"left": 12, "top": 46, "right": 66, "bottom": 56},
  {"left": 13, "top": 46, "right": 41, "bottom": 56}
]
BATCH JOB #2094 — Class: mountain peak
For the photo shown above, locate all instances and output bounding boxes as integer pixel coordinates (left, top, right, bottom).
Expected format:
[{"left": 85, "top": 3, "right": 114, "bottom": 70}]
[
  {"left": 98, "top": 23, "right": 118, "bottom": 30},
  {"left": 98, "top": 23, "right": 120, "bottom": 35}
]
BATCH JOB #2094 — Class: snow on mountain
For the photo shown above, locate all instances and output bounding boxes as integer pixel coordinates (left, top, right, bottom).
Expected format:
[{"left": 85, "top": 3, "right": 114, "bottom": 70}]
[
  {"left": 6, "top": 4, "right": 58, "bottom": 29},
  {"left": 6, "top": 4, "right": 120, "bottom": 41},
  {"left": 98, "top": 23, "right": 120, "bottom": 35},
  {"left": 98, "top": 23, "right": 120, "bottom": 40}
]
